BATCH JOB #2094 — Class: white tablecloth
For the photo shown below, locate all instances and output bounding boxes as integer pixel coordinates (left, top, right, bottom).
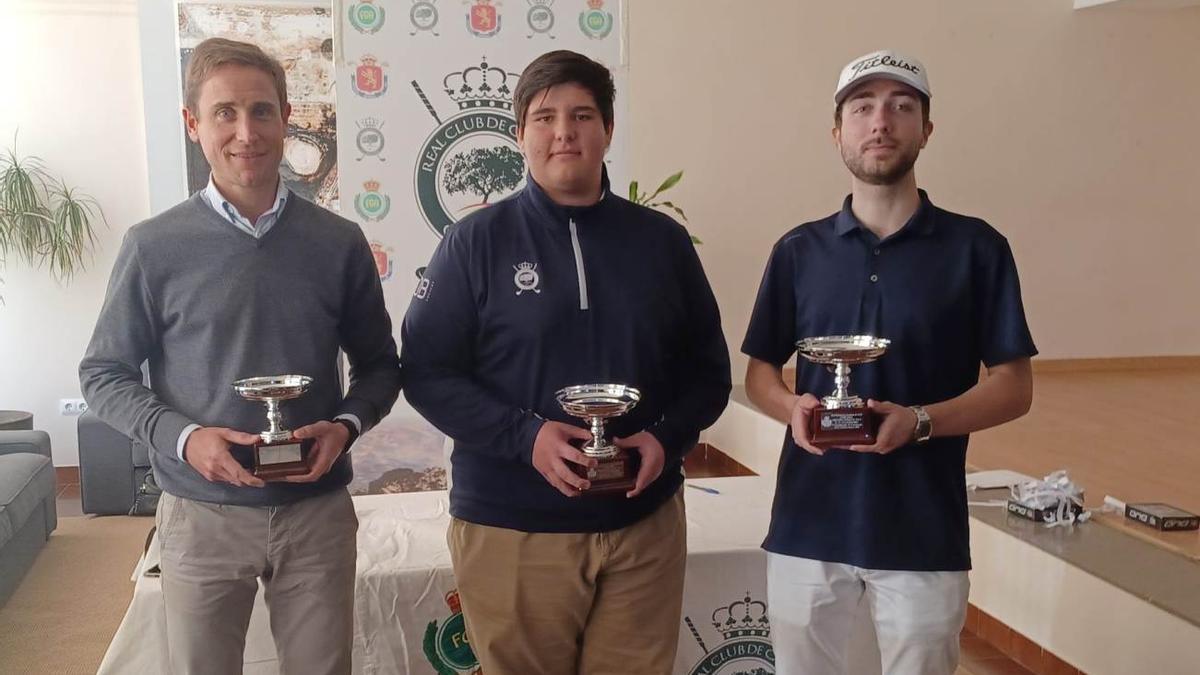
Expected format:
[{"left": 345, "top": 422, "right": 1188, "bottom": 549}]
[{"left": 98, "top": 476, "right": 776, "bottom": 675}]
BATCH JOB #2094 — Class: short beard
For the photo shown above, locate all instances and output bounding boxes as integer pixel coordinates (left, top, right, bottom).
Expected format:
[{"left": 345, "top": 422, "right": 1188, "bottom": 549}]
[{"left": 842, "top": 143, "right": 920, "bottom": 186}]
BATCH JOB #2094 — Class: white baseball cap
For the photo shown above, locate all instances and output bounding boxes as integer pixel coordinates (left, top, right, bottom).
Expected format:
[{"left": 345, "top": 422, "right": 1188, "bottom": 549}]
[{"left": 834, "top": 50, "right": 931, "bottom": 104}]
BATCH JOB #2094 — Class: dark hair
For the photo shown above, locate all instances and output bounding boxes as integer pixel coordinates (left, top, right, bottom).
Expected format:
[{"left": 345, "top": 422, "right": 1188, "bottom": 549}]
[
  {"left": 835, "top": 92, "right": 930, "bottom": 127},
  {"left": 513, "top": 50, "right": 615, "bottom": 130},
  {"left": 185, "top": 38, "right": 288, "bottom": 113}
]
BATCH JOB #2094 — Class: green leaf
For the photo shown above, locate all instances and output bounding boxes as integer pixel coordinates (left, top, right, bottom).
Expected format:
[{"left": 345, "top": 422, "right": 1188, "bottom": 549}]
[
  {"left": 658, "top": 201, "right": 688, "bottom": 222},
  {"left": 628, "top": 180, "right": 639, "bottom": 202},
  {"left": 646, "top": 170, "right": 683, "bottom": 201},
  {"left": 0, "top": 131, "right": 104, "bottom": 290}
]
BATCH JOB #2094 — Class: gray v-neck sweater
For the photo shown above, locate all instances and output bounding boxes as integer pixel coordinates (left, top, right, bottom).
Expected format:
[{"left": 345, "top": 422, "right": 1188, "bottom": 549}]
[{"left": 80, "top": 193, "right": 401, "bottom": 506}]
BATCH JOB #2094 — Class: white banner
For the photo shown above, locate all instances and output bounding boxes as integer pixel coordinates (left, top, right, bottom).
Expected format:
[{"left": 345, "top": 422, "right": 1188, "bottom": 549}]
[{"left": 334, "top": 0, "right": 629, "bottom": 484}]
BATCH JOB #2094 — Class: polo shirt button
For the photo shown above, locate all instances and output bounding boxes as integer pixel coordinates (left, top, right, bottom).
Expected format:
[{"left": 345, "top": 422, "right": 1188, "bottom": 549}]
[{"left": 870, "top": 274, "right": 879, "bottom": 283}]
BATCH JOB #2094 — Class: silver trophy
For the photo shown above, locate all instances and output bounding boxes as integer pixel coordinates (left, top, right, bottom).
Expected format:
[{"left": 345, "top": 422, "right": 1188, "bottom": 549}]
[
  {"left": 233, "top": 374, "right": 313, "bottom": 478},
  {"left": 795, "top": 336, "right": 890, "bottom": 447},
  {"left": 555, "top": 384, "right": 641, "bottom": 493}
]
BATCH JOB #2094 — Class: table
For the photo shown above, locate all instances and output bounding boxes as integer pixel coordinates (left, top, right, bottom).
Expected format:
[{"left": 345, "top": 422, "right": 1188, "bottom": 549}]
[
  {"left": 0, "top": 410, "right": 33, "bottom": 431},
  {"left": 98, "top": 475, "right": 776, "bottom": 675}
]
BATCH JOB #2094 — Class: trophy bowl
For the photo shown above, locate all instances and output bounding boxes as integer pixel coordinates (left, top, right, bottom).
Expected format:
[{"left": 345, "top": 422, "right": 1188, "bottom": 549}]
[
  {"left": 555, "top": 384, "right": 641, "bottom": 494},
  {"left": 795, "top": 336, "right": 890, "bottom": 449},
  {"left": 233, "top": 374, "right": 314, "bottom": 480}
]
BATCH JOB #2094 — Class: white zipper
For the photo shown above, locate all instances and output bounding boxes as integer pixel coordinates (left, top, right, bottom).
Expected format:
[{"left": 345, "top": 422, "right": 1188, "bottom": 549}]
[{"left": 568, "top": 219, "right": 590, "bottom": 311}]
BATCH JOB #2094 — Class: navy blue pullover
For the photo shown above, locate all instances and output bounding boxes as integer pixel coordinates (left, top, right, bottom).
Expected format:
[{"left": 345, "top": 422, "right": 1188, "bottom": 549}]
[{"left": 401, "top": 171, "right": 731, "bottom": 532}]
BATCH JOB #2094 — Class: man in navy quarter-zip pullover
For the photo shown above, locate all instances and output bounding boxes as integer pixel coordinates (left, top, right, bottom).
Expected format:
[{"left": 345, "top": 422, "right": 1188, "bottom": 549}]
[{"left": 402, "top": 50, "right": 731, "bottom": 675}]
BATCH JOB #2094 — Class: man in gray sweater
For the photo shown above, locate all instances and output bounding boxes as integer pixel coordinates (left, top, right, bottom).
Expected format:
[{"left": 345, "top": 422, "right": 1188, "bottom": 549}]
[{"left": 79, "top": 38, "right": 401, "bottom": 675}]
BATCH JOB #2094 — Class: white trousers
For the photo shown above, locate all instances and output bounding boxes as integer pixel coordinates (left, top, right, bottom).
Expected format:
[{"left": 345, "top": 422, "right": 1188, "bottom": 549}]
[{"left": 767, "top": 552, "right": 969, "bottom": 675}]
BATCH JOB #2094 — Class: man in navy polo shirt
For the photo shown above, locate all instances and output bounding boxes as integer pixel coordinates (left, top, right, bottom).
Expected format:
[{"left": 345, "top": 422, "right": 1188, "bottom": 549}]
[{"left": 742, "top": 50, "right": 1037, "bottom": 674}]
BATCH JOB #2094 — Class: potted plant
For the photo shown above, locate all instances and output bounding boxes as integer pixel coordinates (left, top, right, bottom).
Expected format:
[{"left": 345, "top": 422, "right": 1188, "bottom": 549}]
[
  {"left": 0, "top": 134, "right": 106, "bottom": 297},
  {"left": 628, "top": 170, "right": 700, "bottom": 244}
]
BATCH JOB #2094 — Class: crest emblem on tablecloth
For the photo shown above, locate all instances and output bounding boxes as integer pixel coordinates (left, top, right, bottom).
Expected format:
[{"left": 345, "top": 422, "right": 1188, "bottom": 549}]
[
  {"left": 683, "top": 592, "right": 775, "bottom": 675},
  {"left": 423, "top": 590, "right": 481, "bottom": 674}
]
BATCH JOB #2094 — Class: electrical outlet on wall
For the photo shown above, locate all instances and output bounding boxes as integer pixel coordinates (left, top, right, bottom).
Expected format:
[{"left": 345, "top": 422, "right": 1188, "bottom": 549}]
[{"left": 59, "top": 398, "right": 88, "bottom": 416}]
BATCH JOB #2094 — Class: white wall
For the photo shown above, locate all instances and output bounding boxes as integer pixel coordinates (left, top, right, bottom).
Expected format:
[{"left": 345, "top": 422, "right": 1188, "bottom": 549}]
[
  {"left": 4, "top": 0, "right": 1200, "bottom": 465},
  {"left": 0, "top": 0, "right": 150, "bottom": 466},
  {"left": 625, "top": 0, "right": 1200, "bottom": 372}
]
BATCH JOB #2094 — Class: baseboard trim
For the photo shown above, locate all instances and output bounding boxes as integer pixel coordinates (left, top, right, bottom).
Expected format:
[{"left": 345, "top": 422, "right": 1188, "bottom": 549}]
[
  {"left": 1032, "top": 356, "right": 1200, "bottom": 373},
  {"left": 55, "top": 466, "right": 80, "bottom": 485},
  {"left": 967, "top": 604, "right": 1084, "bottom": 674}
]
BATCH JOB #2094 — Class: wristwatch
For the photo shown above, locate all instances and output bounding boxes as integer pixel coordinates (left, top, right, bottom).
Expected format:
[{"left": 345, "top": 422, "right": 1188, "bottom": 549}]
[
  {"left": 332, "top": 418, "right": 360, "bottom": 454},
  {"left": 909, "top": 405, "right": 932, "bottom": 443}
]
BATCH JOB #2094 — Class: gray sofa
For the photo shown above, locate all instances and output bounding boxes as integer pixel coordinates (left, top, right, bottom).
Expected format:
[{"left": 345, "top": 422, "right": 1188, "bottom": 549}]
[
  {"left": 77, "top": 410, "right": 152, "bottom": 516},
  {"left": 0, "top": 430, "right": 58, "bottom": 606}
]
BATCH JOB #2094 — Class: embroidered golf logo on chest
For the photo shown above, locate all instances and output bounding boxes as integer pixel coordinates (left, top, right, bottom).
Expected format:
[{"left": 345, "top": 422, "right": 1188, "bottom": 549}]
[{"left": 513, "top": 262, "right": 541, "bottom": 295}]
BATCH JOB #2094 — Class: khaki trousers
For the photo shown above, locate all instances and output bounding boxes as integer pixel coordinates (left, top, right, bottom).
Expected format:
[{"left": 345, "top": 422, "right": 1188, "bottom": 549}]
[
  {"left": 156, "top": 488, "right": 358, "bottom": 675},
  {"left": 447, "top": 490, "right": 687, "bottom": 675}
]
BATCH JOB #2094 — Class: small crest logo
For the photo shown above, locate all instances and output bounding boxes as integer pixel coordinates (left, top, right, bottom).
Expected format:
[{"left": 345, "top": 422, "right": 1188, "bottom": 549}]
[
  {"left": 578, "top": 0, "right": 612, "bottom": 39},
  {"left": 410, "top": 0, "right": 441, "bottom": 35},
  {"left": 369, "top": 241, "right": 394, "bottom": 281},
  {"left": 513, "top": 262, "right": 541, "bottom": 295},
  {"left": 411, "top": 59, "right": 524, "bottom": 238},
  {"left": 684, "top": 593, "right": 775, "bottom": 675},
  {"left": 525, "top": 0, "right": 555, "bottom": 38},
  {"left": 820, "top": 416, "right": 832, "bottom": 429},
  {"left": 348, "top": 0, "right": 386, "bottom": 34},
  {"left": 352, "top": 55, "right": 388, "bottom": 98},
  {"left": 466, "top": 0, "right": 502, "bottom": 37},
  {"left": 423, "top": 590, "right": 481, "bottom": 674},
  {"left": 356, "top": 117, "right": 386, "bottom": 161},
  {"left": 354, "top": 180, "right": 391, "bottom": 221}
]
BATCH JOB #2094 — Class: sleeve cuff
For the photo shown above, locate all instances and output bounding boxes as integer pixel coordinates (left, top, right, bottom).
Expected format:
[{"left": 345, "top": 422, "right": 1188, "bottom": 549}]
[
  {"left": 334, "top": 413, "right": 362, "bottom": 434},
  {"left": 648, "top": 420, "right": 695, "bottom": 461},
  {"left": 150, "top": 410, "right": 195, "bottom": 461},
  {"left": 177, "top": 423, "right": 201, "bottom": 461},
  {"left": 336, "top": 399, "right": 377, "bottom": 434},
  {"left": 516, "top": 413, "right": 547, "bottom": 465}
]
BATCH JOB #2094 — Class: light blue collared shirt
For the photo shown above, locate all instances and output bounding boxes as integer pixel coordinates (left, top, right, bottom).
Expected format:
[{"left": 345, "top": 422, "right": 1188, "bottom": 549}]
[
  {"left": 199, "top": 175, "right": 290, "bottom": 238},
  {"left": 176, "top": 176, "right": 360, "bottom": 462}
]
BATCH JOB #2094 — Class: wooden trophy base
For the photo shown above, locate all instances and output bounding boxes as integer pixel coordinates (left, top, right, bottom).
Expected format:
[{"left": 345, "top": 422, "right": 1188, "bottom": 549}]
[
  {"left": 253, "top": 437, "right": 315, "bottom": 481},
  {"left": 570, "top": 449, "right": 640, "bottom": 495},
  {"left": 809, "top": 406, "right": 878, "bottom": 449}
]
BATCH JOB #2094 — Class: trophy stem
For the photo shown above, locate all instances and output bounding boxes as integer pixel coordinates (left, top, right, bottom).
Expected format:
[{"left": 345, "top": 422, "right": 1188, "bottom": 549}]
[
  {"left": 833, "top": 363, "right": 851, "bottom": 401},
  {"left": 584, "top": 416, "right": 618, "bottom": 458},
  {"left": 260, "top": 399, "right": 294, "bottom": 443},
  {"left": 823, "top": 363, "right": 863, "bottom": 409},
  {"left": 265, "top": 399, "right": 282, "bottom": 434}
]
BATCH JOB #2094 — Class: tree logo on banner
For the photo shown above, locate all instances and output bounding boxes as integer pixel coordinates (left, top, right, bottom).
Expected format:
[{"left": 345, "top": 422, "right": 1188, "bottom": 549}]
[
  {"left": 354, "top": 179, "right": 391, "bottom": 221},
  {"left": 348, "top": 0, "right": 386, "bottom": 34},
  {"left": 525, "top": 0, "right": 556, "bottom": 38},
  {"left": 423, "top": 589, "right": 481, "bottom": 675},
  {"left": 410, "top": 0, "right": 441, "bottom": 35},
  {"left": 683, "top": 593, "right": 775, "bottom": 675},
  {"left": 466, "top": 0, "right": 501, "bottom": 37},
  {"left": 443, "top": 147, "right": 523, "bottom": 206},
  {"left": 578, "top": 0, "right": 612, "bottom": 39},
  {"left": 411, "top": 58, "right": 524, "bottom": 238},
  {"left": 352, "top": 55, "right": 389, "bottom": 98}
]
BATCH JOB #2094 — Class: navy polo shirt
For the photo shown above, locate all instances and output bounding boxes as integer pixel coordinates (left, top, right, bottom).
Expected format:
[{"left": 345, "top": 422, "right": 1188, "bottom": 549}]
[{"left": 742, "top": 190, "right": 1037, "bottom": 571}]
